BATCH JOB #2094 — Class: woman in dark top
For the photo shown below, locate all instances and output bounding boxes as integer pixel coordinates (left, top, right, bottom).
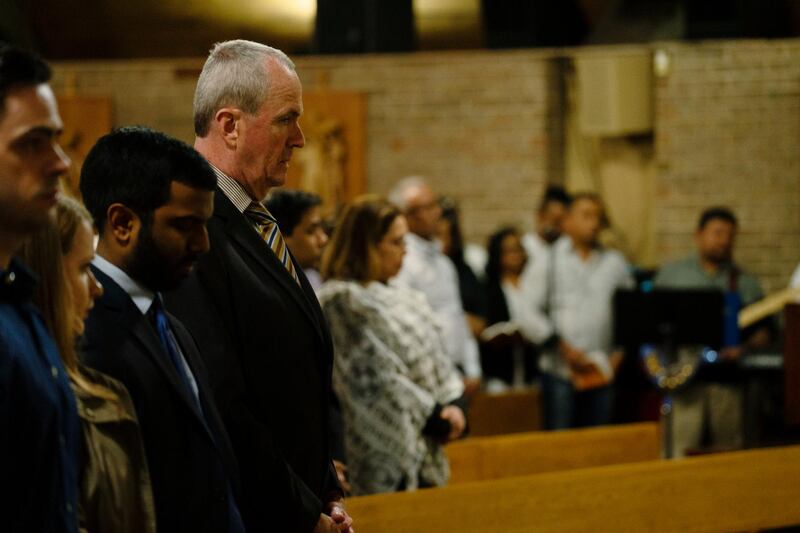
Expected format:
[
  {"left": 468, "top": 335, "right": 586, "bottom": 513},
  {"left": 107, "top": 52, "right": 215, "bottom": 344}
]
[
  {"left": 438, "top": 197, "right": 487, "bottom": 337},
  {"left": 482, "top": 227, "right": 540, "bottom": 388}
]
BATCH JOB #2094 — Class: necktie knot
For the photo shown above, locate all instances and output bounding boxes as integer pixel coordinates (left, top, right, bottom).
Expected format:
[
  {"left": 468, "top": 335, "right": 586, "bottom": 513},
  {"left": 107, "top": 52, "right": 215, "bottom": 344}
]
[
  {"left": 244, "top": 202, "right": 299, "bottom": 284},
  {"left": 245, "top": 202, "right": 278, "bottom": 227}
]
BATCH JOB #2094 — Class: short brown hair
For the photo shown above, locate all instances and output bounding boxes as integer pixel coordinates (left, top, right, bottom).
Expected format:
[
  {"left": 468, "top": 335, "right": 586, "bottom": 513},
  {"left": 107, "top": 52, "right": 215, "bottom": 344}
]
[{"left": 321, "top": 195, "right": 401, "bottom": 283}]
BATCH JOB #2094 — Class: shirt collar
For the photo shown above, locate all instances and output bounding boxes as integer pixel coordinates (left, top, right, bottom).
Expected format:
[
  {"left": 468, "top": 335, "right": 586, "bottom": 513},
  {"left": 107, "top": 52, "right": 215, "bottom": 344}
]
[
  {"left": 210, "top": 163, "right": 254, "bottom": 214},
  {"left": 93, "top": 254, "right": 156, "bottom": 316},
  {"left": 561, "top": 235, "right": 600, "bottom": 260},
  {"left": 405, "top": 232, "right": 442, "bottom": 257}
]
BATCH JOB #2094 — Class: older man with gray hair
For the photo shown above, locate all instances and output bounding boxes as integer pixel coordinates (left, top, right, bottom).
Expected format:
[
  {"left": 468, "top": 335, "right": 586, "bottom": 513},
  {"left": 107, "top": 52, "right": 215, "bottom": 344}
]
[
  {"left": 166, "top": 40, "right": 352, "bottom": 533},
  {"left": 389, "top": 177, "right": 482, "bottom": 391}
]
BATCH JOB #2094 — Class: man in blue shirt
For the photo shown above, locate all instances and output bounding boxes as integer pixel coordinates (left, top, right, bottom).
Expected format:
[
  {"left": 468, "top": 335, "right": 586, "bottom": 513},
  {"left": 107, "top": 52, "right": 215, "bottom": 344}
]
[{"left": 0, "top": 45, "right": 79, "bottom": 532}]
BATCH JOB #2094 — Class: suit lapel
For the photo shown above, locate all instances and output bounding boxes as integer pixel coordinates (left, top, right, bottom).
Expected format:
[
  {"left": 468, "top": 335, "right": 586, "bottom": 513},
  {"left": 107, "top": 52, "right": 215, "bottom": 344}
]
[
  {"left": 214, "top": 191, "right": 326, "bottom": 342},
  {"left": 92, "top": 266, "right": 214, "bottom": 440}
]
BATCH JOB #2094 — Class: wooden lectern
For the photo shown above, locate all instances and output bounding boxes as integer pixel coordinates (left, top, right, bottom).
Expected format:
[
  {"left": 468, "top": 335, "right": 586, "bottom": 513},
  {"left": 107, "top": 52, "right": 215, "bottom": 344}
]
[{"left": 785, "top": 304, "right": 800, "bottom": 428}]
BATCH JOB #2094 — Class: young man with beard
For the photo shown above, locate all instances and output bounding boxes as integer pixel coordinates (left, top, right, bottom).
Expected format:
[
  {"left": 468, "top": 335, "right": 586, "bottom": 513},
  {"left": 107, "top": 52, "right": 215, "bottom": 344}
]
[
  {"left": 655, "top": 207, "right": 771, "bottom": 456},
  {"left": 79, "top": 126, "right": 246, "bottom": 532}
]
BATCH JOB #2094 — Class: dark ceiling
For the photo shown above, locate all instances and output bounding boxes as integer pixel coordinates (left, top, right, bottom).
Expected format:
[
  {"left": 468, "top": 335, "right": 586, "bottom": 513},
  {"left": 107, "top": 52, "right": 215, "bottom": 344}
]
[{"left": 3, "top": 0, "right": 800, "bottom": 60}]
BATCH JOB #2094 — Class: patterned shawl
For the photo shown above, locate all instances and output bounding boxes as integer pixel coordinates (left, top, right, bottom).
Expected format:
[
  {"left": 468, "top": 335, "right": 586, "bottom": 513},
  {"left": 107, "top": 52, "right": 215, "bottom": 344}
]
[{"left": 317, "top": 280, "right": 464, "bottom": 495}]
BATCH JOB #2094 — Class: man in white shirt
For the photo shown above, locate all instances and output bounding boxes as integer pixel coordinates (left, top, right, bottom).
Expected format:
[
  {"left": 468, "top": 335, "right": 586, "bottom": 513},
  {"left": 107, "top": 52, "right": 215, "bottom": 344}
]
[
  {"left": 521, "top": 193, "right": 633, "bottom": 429},
  {"left": 389, "top": 177, "right": 482, "bottom": 388}
]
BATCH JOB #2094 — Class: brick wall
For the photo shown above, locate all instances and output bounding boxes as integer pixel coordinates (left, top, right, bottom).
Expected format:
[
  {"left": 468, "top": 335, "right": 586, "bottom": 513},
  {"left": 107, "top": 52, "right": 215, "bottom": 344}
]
[
  {"left": 655, "top": 40, "right": 800, "bottom": 293},
  {"left": 296, "top": 50, "right": 561, "bottom": 244},
  {"left": 50, "top": 39, "right": 800, "bottom": 293},
  {"left": 50, "top": 50, "right": 561, "bottom": 249}
]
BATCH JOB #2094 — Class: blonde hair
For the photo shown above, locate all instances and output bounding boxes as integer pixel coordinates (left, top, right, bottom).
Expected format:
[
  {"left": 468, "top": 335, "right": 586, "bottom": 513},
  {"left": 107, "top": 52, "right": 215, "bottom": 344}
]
[
  {"left": 321, "top": 195, "right": 401, "bottom": 283},
  {"left": 19, "top": 194, "right": 118, "bottom": 402}
]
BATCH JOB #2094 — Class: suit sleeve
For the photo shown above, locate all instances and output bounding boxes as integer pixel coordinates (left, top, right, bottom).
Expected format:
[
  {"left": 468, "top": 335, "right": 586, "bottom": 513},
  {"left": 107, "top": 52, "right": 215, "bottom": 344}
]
[{"left": 166, "top": 255, "right": 324, "bottom": 533}]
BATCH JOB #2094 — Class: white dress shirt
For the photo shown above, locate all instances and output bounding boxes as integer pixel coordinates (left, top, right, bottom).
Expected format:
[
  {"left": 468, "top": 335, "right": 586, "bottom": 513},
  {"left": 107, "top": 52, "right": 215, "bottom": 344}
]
[
  {"left": 392, "top": 233, "right": 482, "bottom": 378},
  {"left": 521, "top": 231, "right": 550, "bottom": 267}
]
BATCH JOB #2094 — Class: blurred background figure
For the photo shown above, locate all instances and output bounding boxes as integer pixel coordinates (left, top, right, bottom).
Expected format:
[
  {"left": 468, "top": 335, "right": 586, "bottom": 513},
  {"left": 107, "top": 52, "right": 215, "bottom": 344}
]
[
  {"left": 482, "top": 227, "right": 540, "bottom": 391},
  {"left": 522, "top": 185, "right": 572, "bottom": 266},
  {"left": 19, "top": 195, "right": 156, "bottom": 533},
  {"left": 655, "top": 206, "right": 773, "bottom": 456},
  {"left": 390, "top": 177, "right": 482, "bottom": 392},
  {"left": 533, "top": 193, "right": 634, "bottom": 429},
  {"left": 265, "top": 189, "right": 329, "bottom": 292},
  {"left": 438, "top": 196, "right": 487, "bottom": 342},
  {"left": 318, "top": 196, "right": 467, "bottom": 495}
]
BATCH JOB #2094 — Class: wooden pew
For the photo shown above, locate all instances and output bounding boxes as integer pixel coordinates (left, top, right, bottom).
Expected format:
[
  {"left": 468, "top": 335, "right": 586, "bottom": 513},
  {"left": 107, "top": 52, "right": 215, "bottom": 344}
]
[
  {"left": 468, "top": 388, "right": 541, "bottom": 436},
  {"left": 347, "top": 445, "right": 800, "bottom": 533},
  {"left": 446, "top": 422, "right": 660, "bottom": 484},
  {"left": 785, "top": 304, "right": 800, "bottom": 428}
]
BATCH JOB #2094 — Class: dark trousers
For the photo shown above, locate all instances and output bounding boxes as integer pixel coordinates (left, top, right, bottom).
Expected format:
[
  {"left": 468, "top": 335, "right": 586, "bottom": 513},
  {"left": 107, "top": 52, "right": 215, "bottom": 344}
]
[{"left": 542, "top": 373, "right": 613, "bottom": 430}]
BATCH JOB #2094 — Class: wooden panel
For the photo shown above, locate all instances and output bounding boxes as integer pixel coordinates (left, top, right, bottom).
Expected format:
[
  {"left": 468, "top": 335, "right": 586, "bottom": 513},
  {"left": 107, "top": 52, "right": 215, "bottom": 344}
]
[
  {"left": 446, "top": 422, "right": 660, "bottom": 484},
  {"left": 347, "top": 445, "right": 800, "bottom": 533},
  {"left": 785, "top": 304, "right": 800, "bottom": 427},
  {"left": 467, "top": 389, "right": 541, "bottom": 436},
  {"left": 55, "top": 95, "right": 114, "bottom": 196},
  {"left": 284, "top": 91, "right": 366, "bottom": 213}
]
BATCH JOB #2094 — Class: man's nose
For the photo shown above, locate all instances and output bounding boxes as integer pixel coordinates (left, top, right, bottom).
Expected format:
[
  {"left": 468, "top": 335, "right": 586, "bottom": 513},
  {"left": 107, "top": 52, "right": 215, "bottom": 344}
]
[
  {"left": 52, "top": 142, "right": 71, "bottom": 175},
  {"left": 291, "top": 122, "right": 305, "bottom": 149},
  {"left": 192, "top": 227, "right": 211, "bottom": 254}
]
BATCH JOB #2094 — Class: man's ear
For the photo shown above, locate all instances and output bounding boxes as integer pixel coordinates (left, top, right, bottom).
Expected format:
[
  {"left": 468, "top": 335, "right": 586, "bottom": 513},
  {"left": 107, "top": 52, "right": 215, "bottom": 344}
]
[
  {"left": 106, "top": 203, "right": 140, "bottom": 247},
  {"left": 215, "top": 107, "right": 242, "bottom": 149}
]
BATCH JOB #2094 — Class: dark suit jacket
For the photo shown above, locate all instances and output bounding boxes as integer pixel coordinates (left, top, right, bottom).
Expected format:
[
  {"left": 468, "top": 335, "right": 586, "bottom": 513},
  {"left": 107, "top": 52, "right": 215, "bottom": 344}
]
[
  {"left": 82, "top": 267, "right": 242, "bottom": 533},
  {"left": 166, "top": 190, "right": 341, "bottom": 533}
]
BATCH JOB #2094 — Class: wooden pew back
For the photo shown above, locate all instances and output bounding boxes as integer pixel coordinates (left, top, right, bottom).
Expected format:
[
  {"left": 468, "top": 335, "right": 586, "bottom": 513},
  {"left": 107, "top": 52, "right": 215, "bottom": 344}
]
[
  {"left": 467, "top": 388, "right": 541, "bottom": 436},
  {"left": 347, "top": 445, "right": 800, "bottom": 533},
  {"left": 447, "top": 422, "right": 660, "bottom": 483}
]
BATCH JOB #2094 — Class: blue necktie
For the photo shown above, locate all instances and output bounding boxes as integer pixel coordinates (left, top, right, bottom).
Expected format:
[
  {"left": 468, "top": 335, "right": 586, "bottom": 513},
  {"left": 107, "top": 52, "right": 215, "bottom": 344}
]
[
  {"left": 151, "top": 296, "right": 199, "bottom": 407},
  {"left": 149, "top": 297, "right": 246, "bottom": 533}
]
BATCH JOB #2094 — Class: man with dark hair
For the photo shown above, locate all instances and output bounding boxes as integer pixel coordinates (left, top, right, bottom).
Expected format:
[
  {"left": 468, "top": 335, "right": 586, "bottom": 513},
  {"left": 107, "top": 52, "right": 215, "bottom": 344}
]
[
  {"left": 522, "top": 184, "right": 572, "bottom": 268},
  {"left": 79, "top": 126, "right": 246, "bottom": 532},
  {"left": 165, "top": 40, "right": 351, "bottom": 533},
  {"left": 0, "top": 44, "right": 79, "bottom": 533},
  {"left": 265, "top": 189, "right": 328, "bottom": 290},
  {"left": 655, "top": 206, "right": 771, "bottom": 456}
]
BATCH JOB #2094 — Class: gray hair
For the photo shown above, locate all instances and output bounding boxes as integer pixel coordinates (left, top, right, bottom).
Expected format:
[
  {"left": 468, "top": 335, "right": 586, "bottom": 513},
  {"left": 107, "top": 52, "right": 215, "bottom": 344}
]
[
  {"left": 193, "top": 39, "right": 295, "bottom": 137},
  {"left": 387, "top": 176, "right": 429, "bottom": 212}
]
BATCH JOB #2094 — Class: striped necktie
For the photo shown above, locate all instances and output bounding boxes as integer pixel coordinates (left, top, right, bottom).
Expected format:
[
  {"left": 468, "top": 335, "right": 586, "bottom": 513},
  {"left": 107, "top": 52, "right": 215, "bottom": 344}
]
[{"left": 245, "top": 202, "right": 299, "bottom": 284}]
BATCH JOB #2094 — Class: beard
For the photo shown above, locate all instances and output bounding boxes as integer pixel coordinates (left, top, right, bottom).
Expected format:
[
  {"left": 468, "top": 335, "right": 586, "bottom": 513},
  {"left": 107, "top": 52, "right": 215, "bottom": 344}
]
[
  {"left": 124, "top": 221, "right": 192, "bottom": 293},
  {"left": 705, "top": 248, "right": 732, "bottom": 266}
]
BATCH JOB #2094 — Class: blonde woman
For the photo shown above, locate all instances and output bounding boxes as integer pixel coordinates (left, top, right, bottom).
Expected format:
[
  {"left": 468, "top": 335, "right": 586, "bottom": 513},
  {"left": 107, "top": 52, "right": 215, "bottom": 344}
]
[
  {"left": 317, "top": 196, "right": 466, "bottom": 495},
  {"left": 19, "top": 195, "right": 156, "bottom": 533}
]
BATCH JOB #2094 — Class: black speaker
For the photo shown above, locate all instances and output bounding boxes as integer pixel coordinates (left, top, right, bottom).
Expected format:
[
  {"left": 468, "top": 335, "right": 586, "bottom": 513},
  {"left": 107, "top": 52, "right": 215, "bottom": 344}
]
[{"left": 314, "top": 0, "right": 415, "bottom": 54}]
